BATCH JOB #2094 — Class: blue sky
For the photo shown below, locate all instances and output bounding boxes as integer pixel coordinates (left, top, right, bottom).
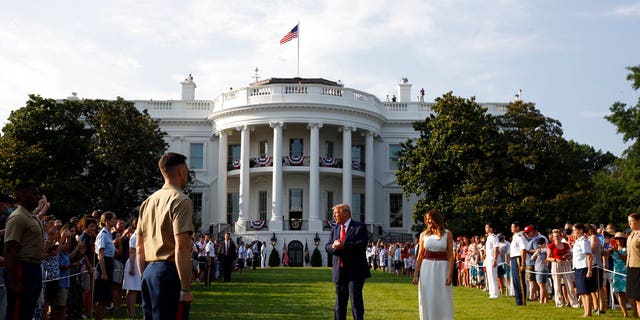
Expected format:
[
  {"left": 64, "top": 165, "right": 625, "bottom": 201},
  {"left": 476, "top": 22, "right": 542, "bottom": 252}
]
[{"left": 1, "top": 0, "right": 638, "bottom": 156}]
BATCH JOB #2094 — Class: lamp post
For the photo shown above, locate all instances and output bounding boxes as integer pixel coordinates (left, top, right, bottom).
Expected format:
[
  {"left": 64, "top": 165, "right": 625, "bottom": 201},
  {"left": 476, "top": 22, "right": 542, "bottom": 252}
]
[
  {"left": 271, "top": 233, "right": 278, "bottom": 247},
  {"left": 314, "top": 232, "right": 320, "bottom": 247}
]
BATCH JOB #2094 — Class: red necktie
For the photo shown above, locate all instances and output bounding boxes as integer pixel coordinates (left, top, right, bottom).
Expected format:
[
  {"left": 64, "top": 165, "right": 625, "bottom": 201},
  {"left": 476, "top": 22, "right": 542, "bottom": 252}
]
[{"left": 339, "top": 225, "right": 346, "bottom": 267}]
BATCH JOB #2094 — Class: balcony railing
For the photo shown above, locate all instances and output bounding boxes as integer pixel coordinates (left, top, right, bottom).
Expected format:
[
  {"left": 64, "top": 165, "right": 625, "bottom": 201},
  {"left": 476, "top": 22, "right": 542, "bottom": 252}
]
[{"left": 227, "top": 156, "right": 366, "bottom": 171}]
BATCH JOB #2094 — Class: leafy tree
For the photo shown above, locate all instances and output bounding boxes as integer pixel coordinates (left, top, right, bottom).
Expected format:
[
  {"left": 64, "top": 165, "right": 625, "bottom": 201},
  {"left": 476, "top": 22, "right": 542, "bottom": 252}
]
[
  {"left": 0, "top": 96, "right": 167, "bottom": 221},
  {"left": 0, "top": 95, "right": 93, "bottom": 213},
  {"left": 82, "top": 98, "right": 167, "bottom": 216},
  {"left": 599, "top": 65, "right": 640, "bottom": 225},
  {"left": 396, "top": 93, "right": 615, "bottom": 235},
  {"left": 396, "top": 92, "right": 502, "bottom": 235}
]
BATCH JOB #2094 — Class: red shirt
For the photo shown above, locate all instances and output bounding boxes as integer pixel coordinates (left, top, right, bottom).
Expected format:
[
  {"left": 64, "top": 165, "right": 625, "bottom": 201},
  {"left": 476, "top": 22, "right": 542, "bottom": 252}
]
[{"left": 548, "top": 242, "right": 569, "bottom": 260}]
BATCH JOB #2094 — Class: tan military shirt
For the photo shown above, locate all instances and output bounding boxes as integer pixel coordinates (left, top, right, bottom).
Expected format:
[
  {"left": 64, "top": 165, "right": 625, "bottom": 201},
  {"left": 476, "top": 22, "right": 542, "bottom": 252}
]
[
  {"left": 4, "top": 205, "right": 45, "bottom": 261},
  {"left": 627, "top": 231, "right": 640, "bottom": 268},
  {"left": 137, "top": 185, "right": 194, "bottom": 262}
]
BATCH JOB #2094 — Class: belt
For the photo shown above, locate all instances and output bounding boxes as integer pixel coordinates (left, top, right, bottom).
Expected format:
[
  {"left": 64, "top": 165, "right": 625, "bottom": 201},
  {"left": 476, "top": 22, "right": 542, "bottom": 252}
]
[
  {"left": 424, "top": 250, "right": 447, "bottom": 261},
  {"left": 149, "top": 259, "right": 175, "bottom": 264},
  {"left": 20, "top": 257, "right": 42, "bottom": 265}
]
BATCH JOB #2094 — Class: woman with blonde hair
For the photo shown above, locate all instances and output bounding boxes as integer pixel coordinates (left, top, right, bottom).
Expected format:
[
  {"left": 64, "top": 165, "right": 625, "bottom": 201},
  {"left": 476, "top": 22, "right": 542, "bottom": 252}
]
[
  {"left": 412, "top": 209, "right": 454, "bottom": 319},
  {"left": 547, "top": 229, "right": 579, "bottom": 308}
]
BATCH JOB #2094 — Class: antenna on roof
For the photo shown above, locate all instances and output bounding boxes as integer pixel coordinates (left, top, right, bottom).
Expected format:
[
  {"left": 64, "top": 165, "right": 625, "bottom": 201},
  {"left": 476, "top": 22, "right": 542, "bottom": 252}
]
[
  {"left": 253, "top": 67, "right": 261, "bottom": 83},
  {"left": 513, "top": 89, "right": 523, "bottom": 102}
]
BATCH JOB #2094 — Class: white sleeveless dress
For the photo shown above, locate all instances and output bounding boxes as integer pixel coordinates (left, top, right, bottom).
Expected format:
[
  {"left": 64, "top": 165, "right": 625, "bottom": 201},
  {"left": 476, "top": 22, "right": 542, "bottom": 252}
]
[
  {"left": 122, "top": 232, "right": 142, "bottom": 291},
  {"left": 418, "top": 230, "right": 454, "bottom": 320}
]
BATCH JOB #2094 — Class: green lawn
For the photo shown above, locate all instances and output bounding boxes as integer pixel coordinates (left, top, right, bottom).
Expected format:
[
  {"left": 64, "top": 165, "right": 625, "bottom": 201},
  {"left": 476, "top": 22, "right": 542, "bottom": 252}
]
[{"left": 105, "top": 267, "right": 629, "bottom": 319}]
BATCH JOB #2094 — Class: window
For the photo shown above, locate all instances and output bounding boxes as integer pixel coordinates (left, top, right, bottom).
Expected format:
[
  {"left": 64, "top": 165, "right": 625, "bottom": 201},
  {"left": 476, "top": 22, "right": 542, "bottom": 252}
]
[
  {"left": 352, "top": 193, "right": 365, "bottom": 222},
  {"left": 189, "top": 143, "right": 204, "bottom": 169},
  {"left": 352, "top": 145, "right": 364, "bottom": 162},
  {"left": 228, "top": 144, "right": 240, "bottom": 162},
  {"left": 259, "top": 191, "right": 268, "bottom": 221},
  {"left": 326, "top": 191, "right": 334, "bottom": 220},
  {"left": 389, "top": 144, "right": 402, "bottom": 170},
  {"left": 324, "top": 141, "right": 334, "bottom": 157},
  {"left": 390, "top": 193, "right": 403, "bottom": 228},
  {"left": 289, "top": 189, "right": 303, "bottom": 211},
  {"left": 259, "top": 140, "right": 269, "bottom": 157},
  {"left": 227, "top": 193, "right": 239, "bottom": 224},
  {"left": 290, "top": 139, "right": 303, "bottom": 157},
  {"left": 190, "top": 192, "right": 202, "bottom": 214}
]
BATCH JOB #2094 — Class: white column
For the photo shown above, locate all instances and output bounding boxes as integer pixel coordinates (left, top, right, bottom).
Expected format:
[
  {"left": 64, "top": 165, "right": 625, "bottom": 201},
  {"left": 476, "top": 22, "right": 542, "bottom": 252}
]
[
  {"left": 270, "top": 122, "right": 284, "bottom": 231},
  {"left": 365, "top": 131, "right": 375, "bottom": 224},
  {"left": 341, "top": 126, "right": 354, "bottom": 207},
  {"left": 236, "top": 125, "right": 250, "bottom": 233},
  {"left": 308, "top": 122, "right": 322, "bottom": 231},
  {"left": 217, "top": 130, "right": 228, "bottom": 224}
]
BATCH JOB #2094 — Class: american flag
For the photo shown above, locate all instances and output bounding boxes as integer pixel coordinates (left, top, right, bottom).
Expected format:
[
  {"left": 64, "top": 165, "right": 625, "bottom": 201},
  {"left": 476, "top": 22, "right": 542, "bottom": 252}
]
[{"left": 279, "top": 24, "right": 299, "bottom": 45}]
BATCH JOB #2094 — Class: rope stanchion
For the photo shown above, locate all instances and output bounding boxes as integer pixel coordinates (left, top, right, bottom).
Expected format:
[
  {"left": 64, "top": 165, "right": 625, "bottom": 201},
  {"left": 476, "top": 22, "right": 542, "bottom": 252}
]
[
  {"left": 0, "top": 267, "right": 128, "bottom": 287},
  {"left": 522, "top": 265, "right": 627, "bottom": 278}
]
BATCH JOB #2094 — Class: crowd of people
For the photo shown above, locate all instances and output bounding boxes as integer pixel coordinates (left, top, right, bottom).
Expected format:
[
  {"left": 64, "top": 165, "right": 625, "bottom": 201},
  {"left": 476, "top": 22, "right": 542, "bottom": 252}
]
[
  {"left": 0, "top": 154, "right": 266, "bottom": 320},
  {"left": 0, "top": 152, "right": 201, "bottom": 319},
  {"left": 2, "top": 154, "right": 640, "bottom": 320},
  {"left": 0, "top": 190, "right": 144, "bottom": 320},
  {"left": 434, "top": 219, "right": 640, "bottom": 318}
]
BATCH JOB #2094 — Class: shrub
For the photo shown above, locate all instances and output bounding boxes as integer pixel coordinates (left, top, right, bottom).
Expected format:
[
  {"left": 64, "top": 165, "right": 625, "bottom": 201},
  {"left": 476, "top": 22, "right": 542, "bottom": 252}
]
[
  {"left": 268, "top": 248, "right": 280, "bottom": 267},
  {"left": 310, "top": 248, "right": 323, "bottom": 267}
]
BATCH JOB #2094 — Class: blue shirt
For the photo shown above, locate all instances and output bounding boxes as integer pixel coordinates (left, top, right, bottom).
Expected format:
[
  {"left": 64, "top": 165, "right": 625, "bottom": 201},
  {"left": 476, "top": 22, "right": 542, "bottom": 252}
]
[
  {"left": 58, "top": 252, "right": 71, "bottom": 288},
  {"left": 95, "top": 227, "right": 116, "bottom": 257}
]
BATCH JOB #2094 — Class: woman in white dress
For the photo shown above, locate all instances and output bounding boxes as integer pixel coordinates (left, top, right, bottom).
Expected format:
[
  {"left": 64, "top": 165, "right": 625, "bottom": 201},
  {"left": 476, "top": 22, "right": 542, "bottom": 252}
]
[
  {"left": 122, "top": 221, "right": 142, "bottom": 318},
  {"left": 412, "top": 208, "right": 454, "bottom": 320}
]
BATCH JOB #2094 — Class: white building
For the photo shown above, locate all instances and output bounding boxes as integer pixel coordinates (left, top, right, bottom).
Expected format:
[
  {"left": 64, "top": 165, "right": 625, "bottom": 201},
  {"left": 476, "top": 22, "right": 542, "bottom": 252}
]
[{"left": 129, "top": 75, "right": 507, "bottom": 266}]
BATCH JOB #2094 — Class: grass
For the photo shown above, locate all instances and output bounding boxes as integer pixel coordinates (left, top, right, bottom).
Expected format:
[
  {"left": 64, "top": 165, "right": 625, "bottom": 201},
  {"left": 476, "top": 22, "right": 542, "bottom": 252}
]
[{"left": 103, "top": 268, "right": 630, "bottom": 319}]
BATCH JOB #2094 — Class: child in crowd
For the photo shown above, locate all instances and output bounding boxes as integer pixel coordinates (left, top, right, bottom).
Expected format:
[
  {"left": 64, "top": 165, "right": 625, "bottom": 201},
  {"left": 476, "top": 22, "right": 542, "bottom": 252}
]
[{"left": 531, "top": 237, "right": 549, "bottom": 304}]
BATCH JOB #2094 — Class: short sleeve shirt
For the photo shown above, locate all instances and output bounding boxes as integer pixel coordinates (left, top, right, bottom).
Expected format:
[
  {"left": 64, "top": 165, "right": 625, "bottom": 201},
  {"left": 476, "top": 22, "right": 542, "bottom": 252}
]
[
  {"left": 205, "top": 241, "right": 215, "bottom": 257},
  {"left": 137, "top": 184, "right": 194, "bottom": 262},
  {"left": 95, "top": 227, "right": 116, "bottom": 257},
  {"left": 627, "top": 231, "right": 640, "bottom": 268},
  {"left": 509, "top": 232, "right": 527, "bottom": 258},
  {"left": 573, "top": 236, "right": 592, "bottom": 269},
  {"left": 4, "top": 205, "right": 45, "bottom": 261},
  {"left": 484, "top": 234, "right": 499, "bottom": 262},
  {"left": 548, "top": 242, "right": 570, "bottom": 260}
]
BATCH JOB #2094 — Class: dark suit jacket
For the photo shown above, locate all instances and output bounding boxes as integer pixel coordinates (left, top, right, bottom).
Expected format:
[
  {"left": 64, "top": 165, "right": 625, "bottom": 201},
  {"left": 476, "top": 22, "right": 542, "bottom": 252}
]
[
  {"left": 325, "top": 220, "right": 371, "bottom": 283},
  {"left": 217, "top": 240, "right": 237, "bottom": 262}
]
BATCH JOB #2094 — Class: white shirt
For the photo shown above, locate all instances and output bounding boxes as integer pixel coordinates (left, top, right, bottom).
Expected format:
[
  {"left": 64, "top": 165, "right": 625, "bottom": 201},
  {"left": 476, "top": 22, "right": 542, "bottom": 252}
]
[
  {"left": 484, "top": 233, "right": 499, "bottom": 263},
  {"left": 572, "top": 235, "right": 592, "bottom": 269},
  {"left": 205, "top": 241, "right": 215, "bottom": 258},
  {"left": 509, "top": 232, "right": 527, "bottom": 257},
  {"left": 197, "top": 240, "right": 207, "bottom": 258}
]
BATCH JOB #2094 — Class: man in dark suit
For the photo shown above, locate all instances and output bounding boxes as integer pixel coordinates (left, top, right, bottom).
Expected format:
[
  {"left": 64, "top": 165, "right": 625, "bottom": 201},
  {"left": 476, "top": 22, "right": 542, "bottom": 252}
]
[
  {"left": 217, "top": 232, "right": 237, "bottom": 282},
  {"left": 325, "top": 204, "right": 371, "bottom": 320}
]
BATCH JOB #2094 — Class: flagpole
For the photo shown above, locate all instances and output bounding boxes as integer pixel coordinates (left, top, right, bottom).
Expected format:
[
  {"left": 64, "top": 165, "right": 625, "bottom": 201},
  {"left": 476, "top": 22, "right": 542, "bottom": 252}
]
[{"left": 297, "top": 20, "right": 300, "bottom": 77}]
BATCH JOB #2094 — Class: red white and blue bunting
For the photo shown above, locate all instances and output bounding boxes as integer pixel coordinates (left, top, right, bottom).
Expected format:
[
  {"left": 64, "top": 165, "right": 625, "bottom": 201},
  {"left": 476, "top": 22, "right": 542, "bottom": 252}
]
[
  {"left": 351, "top": 160, "right": 361, "bottom": 170},
  {"left": 326, "top": 220, "right": 337, "bottom": 228},
  {"left": 232, "top": 159, "right": 241, "bottom": 169},
  {"left": 288, "top": 155, "right": 304, "bottom": 165},
  {"left": 250, "top": 220, "right": 266, "bottom": 230},
  {"left": 255, "top": 156, "right": 272, "bottom": 166},
  {"left": 320, "top": 156, "right": 336, "bottom": 167}
]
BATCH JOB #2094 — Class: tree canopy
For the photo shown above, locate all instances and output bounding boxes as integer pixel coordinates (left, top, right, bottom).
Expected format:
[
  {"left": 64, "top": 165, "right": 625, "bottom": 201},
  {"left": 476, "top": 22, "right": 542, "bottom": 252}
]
[
  {"left": 396, "top": 92, "right": 615, "bottom": 235},
  {"left": 0, "top": 95, "right": 167, "bottom": 221},
  {"left": 593, "top": 65, "right": 640, "bottom": 227}
]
